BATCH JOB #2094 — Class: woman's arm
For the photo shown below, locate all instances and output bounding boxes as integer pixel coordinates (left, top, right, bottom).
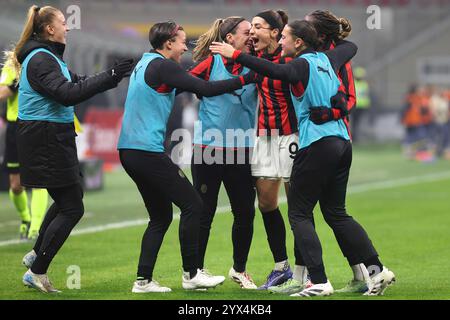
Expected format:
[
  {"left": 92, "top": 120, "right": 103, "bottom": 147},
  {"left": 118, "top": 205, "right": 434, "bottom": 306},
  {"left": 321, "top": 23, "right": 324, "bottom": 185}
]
[
  {"left": 336, "top": 61, "right": 356, "bottom": 116},
  {"left": 177, "top": 55, "right": 215, "bottom": 96},
  {"left": 0, "top": 85, "right": 14, "bottom": 101},
  {"left": 69, "top": 70, "right": 87, "bottom": 83},
  {"left": 0, "top": 65, "right": 17, "bottom": 100},
  {"left": 157, "top": 58, "right": 248, "bottom": 97},
  {"left": 325, "top": 40, "right": 358, "bottom": 73},
  {"left": 209, "top": 42, "right": 306, "bottom": 84},
  {"left": 189, "top": 55, "right": 215, "bottom": 80},
  {"left": 28, "top": 52, "right": 131, "bottom": 106}
]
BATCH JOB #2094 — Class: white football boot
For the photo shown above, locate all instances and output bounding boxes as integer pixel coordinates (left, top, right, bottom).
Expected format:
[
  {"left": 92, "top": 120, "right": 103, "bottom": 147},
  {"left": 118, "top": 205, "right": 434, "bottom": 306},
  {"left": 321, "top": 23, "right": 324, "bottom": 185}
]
[
  {"left": 290, "top": 280, "right": 334, "bottom": 297},
  {"left": 132, "top": 279, "right": 172, "bottom": 293},
  {"left": 23, "top": 269, "right": 60, "bottom": 293},
  {"left": 22, "top": 250, "right": 37, "bottom": 269},
  {"left": 182, "top": 269, "right": 225, "bottom": 290},
  {"left": 364, "top": 267, "right": 396, "bottom": 296},
  {"left": 228, "top": 267, "right": 257, "bottom": 289}
]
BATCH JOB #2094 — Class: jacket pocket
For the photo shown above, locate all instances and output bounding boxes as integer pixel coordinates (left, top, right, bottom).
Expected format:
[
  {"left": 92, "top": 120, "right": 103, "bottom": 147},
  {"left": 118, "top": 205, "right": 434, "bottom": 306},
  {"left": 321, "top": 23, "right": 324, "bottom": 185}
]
[
  {"left": 55, "top": 130, "right": 77, "bottom": 142},
  {"left": 52, "top": 130, "right": 78, "bottom": 168}
]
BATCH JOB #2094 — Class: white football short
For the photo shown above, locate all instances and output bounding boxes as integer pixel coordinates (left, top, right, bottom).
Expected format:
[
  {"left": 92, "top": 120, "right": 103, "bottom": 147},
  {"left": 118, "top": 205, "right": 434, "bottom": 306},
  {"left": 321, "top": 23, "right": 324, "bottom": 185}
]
[{"left": 251, "top": 133, "right": 299, "bottom": 182}]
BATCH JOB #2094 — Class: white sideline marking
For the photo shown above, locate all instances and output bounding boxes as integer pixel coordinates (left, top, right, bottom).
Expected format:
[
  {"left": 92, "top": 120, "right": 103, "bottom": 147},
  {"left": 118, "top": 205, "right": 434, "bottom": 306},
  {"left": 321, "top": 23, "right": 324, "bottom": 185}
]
[
  {"left": 1, "top": 171, "right": 450, "bottom": 247},
  {"left": 0, "top": 221, "right": 20, "bottom": 229},
  {"left": 348, "top": 171, "right": 450, "bottom": 194}
]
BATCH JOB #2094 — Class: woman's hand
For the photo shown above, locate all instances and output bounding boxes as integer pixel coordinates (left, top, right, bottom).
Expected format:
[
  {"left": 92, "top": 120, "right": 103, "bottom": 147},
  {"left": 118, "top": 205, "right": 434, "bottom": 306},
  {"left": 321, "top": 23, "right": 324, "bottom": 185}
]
[
  {"left": 209, "top": 42, "right": 237, "bottom": 59},
  {"left": 110, "top": 58, "right": 135, "bottom": 81}
]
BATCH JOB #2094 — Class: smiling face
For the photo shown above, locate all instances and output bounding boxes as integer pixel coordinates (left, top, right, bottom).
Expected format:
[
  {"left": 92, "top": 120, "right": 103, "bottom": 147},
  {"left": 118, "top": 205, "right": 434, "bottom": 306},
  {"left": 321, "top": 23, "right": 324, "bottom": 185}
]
[
  {"left": 250, "top": 16, "right": 280, "bottom": 53},
  {"left": 168, "top": 30, "right": 188, "bottom": 63},
  {"left": 226, "top": 20, "right": 252, "bottom": 53},
  {"left": 46, "top": 11, "right": 69, "bottom": 44},
  {"left": 279, "top": 26, "right": 299, "bottom": 58}
]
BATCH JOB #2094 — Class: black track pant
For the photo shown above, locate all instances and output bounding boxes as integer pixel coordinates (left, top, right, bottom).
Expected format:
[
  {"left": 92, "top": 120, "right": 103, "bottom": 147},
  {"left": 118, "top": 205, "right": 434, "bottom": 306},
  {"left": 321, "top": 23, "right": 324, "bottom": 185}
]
[
  {"left": 32, "top": 183, "right": 84, "bottom": 274},
  {"left": 288, "top": 137, "right": 378, "bottom": 274},
  {"left": 120, "top": 149, "right": 203, "bottom": 279},
  {"left": 191, "top": 147, "right": 255, "bottom": 272}
]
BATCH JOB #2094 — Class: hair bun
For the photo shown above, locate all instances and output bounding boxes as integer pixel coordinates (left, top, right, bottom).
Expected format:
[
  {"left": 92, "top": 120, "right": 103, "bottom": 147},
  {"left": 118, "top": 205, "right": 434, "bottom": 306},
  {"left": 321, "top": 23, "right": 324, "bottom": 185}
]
[
  {"left": 276, "top": 9, "right": 289, "bottom": 26},
  {"left": 338, "top": 17, "right": 352, "bottom": 39}
]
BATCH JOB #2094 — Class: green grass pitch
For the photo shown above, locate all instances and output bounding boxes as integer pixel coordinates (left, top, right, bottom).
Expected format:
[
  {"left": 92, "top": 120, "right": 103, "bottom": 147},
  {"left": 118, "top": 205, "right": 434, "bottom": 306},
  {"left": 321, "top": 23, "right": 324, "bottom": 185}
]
[{"left": 0, "top": 145, "right": 449, "bottom": 300}]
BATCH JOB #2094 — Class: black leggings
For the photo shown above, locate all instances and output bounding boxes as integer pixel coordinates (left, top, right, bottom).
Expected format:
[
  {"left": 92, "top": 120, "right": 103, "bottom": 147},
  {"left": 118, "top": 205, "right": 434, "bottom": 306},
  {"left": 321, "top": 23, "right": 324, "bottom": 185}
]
[
  {"left": 32, "top": 183, "right": 84, "bottom": 274},
  {"left": 120, "top": 149, "right": 203, "bottom": 279},
  {"left": 288, "top": 137, "right": 378, "bottom": 275},
  {"left": 191, "top": 147, "right": 255, "bottom": 272}
]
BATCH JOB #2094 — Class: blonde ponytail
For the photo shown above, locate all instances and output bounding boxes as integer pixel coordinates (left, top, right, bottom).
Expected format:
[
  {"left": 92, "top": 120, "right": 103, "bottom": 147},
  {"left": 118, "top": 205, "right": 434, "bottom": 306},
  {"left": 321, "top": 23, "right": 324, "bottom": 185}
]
[
  {"left": 193, "top": 16, "right": 245, "bottom": 62},
  {"left": 11, "top": 5, "right": 39, "bottom": 75},
  {"left": 12, "top": 5, "right": 60, "bottom": 76},
  {"left": 192, "top": 18, "right": 224, "bottom": 62}
]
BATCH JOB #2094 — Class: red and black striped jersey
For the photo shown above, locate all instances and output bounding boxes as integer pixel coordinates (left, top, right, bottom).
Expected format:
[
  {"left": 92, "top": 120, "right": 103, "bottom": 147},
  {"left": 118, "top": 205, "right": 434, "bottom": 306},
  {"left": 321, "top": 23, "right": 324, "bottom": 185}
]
[
  {"left": 188, "top": 55, "right": 250, "bottom": 151},
  {"left": 189, "top": 55, "right": 244, "bottom": 80},
  {"left": 324, "top": 41, "right": 356, "bottom": 139},
  {"left": 256, "top": 46, "right": 297, "bottom": 137}
]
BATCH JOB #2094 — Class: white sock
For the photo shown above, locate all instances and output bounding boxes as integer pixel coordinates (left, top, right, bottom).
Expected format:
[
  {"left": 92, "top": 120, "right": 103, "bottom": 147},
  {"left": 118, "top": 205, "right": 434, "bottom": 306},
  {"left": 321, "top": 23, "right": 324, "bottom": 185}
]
[
  {"left": 274, "top": 260, "right": 289, "bottom": 271},
  {"left": 293, "top": 265, "right": 308, "bottom": 284},
  {"left": 351, "top": 263, "right": 370, "bottom": 281}
]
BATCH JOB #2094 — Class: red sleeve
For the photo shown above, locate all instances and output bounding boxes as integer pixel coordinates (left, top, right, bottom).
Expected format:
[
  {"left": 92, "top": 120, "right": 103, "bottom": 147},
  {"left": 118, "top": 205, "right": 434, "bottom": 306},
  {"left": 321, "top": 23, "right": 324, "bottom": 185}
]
[
  {"left": 232, "top": 50, "right": 242, "bottom": 60},
  {"left": 291, "top": 81, "right": 305, "bottom": 98},
  {"left": 278, "top": 56, "right": 306, "bottom": 97},
  {"left": 338, "top": 61, "right": 356, "bottom": 115},
  {"left": 189, "top": 55, "right": 214, "bottom": 81}
]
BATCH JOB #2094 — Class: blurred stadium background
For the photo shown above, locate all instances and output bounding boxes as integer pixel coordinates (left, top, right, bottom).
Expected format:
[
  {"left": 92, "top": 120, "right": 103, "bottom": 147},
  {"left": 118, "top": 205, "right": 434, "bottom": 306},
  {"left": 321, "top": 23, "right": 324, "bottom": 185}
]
[
  {"left": 1, "top": 1, "right": 450, "bottom": 151},
  {"left": 0, "top": 0, "right": 450, "bottom": 300}
]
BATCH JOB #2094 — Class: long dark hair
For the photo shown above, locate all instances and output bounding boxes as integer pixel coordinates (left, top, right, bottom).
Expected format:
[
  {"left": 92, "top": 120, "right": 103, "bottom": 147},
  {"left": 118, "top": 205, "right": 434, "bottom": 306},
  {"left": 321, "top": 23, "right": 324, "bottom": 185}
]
[{"left": 306, "top": 10, "right": 352, "bottom": 45}]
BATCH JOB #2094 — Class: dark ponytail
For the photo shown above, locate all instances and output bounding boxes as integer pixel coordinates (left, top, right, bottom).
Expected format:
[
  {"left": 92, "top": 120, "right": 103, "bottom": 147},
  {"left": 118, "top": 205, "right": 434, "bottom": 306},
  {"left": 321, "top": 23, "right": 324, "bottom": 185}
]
[
  {"left": 276, "top": 10, "right": 289, "bottom": 27},
  {"left": 306, "top": 10, "right": 352, "bottom": 44},
  {"left": 338, "top": 17, "right": 352, "bottom": 39}
]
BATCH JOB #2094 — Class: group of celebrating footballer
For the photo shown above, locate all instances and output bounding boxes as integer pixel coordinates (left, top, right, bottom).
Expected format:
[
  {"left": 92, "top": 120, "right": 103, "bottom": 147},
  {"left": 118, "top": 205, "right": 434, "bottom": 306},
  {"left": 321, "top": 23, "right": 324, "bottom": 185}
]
[{"left": 4, "top": 4, "right": 394, "bottom": 297}]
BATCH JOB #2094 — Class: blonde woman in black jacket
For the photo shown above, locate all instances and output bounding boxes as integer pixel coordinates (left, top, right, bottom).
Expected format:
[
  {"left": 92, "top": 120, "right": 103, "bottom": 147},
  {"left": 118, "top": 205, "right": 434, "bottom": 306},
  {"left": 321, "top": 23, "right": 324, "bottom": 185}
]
[{"left": 14, "top": 5, "right": 133, "bottom": 293}]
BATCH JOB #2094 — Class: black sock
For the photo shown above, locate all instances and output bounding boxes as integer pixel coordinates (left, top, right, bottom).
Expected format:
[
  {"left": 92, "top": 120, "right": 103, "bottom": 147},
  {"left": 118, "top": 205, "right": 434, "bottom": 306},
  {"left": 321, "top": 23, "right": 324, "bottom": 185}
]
[
  {"left": 31, "top": 254, "right": 52, "bottom": 275},
  {"left": 363, "top": 256, "right": 383, "bottom": 276},
  {"left": 189, "top": 269, "right": 197, "bottom": 279},
  {"left": 137, "top": 269, "right": 152, "bottom": 281},
  {"left": 137, "top": 276, "right": 151, "bottom": 282},
  {"left": 308, "top": 264, "right": 327, "bottom": 284},
  {"left": 233, "top": 263, "right": 246, "bottom": 273},
  {"left": 261, "top": 208, "right": 287, "bottom": 262}
]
